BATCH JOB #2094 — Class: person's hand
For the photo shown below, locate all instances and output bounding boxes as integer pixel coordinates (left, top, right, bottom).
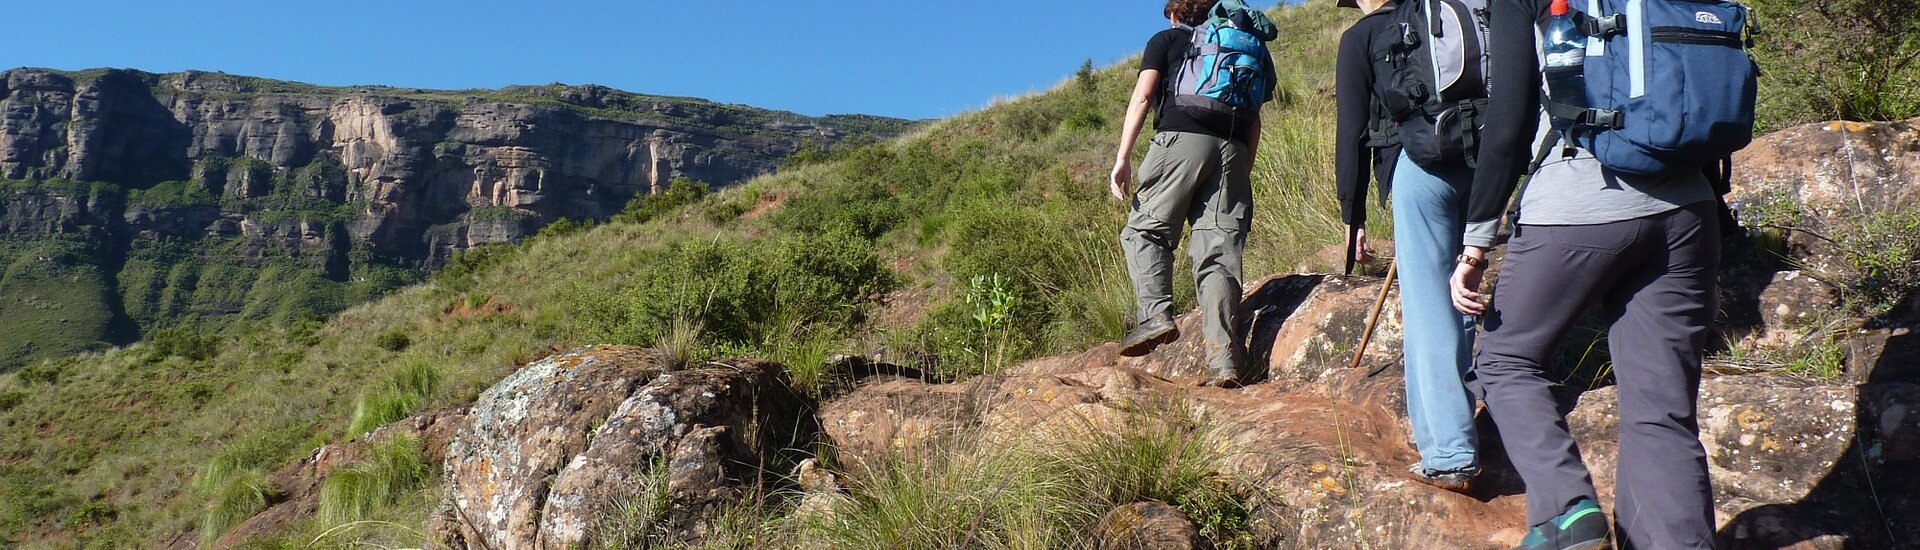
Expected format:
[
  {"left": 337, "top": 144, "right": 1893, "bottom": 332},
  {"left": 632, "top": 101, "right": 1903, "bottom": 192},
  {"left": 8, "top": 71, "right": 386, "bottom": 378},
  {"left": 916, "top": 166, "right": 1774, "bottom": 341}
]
[
  {"left": 1450, "top": 254, "right": 1487, "bottom": 316},
  {"left": 1346, "top": 226, "right": 1375, "bottom": 265},
  {"left": 1109, "top": 160, "right": 1132, "bottom": 202}
]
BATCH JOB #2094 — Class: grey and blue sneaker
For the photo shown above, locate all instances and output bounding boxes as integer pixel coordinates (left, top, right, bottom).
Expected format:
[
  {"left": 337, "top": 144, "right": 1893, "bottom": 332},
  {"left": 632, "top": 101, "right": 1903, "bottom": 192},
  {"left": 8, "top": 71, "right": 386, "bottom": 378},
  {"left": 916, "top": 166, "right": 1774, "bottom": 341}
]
[{"left": 1515, "top": 498, "right": 1610, "bottom": 550}]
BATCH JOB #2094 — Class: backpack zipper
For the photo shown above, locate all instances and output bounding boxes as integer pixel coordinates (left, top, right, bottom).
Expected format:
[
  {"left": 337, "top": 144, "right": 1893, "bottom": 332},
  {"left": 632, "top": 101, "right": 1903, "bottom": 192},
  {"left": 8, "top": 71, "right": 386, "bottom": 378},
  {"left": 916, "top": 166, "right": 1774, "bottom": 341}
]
[{"left": 1650, "top": 27, "right": 1742, "bottom": 47}]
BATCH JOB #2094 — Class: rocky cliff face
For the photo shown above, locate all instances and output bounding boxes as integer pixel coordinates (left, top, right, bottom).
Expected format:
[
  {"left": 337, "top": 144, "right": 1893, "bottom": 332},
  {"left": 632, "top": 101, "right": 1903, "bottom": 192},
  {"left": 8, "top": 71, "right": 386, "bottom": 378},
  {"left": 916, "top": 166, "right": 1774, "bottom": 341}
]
[
  {"left": 0, "top": 67, "right": 910, "bottom": 262},
  {"left": 0, "top": 68, "right": 911, "bottom": 367}
]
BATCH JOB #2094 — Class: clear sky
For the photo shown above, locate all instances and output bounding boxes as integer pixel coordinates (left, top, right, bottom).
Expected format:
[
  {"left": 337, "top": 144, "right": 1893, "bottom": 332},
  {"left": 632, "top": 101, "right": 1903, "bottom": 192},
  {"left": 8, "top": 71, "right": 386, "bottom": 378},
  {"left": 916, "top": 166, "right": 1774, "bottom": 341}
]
[{"left": 7, "top": 1, "right": 1275, "bottom": 120}]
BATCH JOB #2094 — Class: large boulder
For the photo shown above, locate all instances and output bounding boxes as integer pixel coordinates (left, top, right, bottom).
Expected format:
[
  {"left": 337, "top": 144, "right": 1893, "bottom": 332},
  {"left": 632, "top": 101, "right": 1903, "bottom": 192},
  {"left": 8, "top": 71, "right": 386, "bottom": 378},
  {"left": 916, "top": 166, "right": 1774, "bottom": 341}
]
[{"left": 428, "top": 346, "right": 809, "bottom": 549}]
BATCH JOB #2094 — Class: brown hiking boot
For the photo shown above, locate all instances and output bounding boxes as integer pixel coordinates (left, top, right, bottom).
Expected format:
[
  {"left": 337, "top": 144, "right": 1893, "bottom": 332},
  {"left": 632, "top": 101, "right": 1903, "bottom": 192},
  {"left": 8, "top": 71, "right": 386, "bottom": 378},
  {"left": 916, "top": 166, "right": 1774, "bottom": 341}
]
[
  {"left": 1119, "top": 317, "right": 1178, "bottom": 357},
  {"left": 1409, "top": 464, "right": 1477, "bottom": 494}
]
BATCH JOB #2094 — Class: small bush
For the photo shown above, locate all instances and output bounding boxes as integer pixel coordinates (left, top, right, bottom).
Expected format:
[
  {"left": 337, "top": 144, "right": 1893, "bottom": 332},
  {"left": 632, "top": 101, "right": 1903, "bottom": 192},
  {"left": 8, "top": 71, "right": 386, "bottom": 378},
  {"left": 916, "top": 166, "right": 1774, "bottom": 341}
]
[
  {"left": 374, "top": 328, "right": 412, "bottom": 352},
  {"left": 15, "top": 362, "right": 63, "bottom": 385},
  {"left": 536, "top": 217, "right": 597, "bottom": 240},
  {"left": 614, "top": 177, "right": 710, "bottom": 225},
  {"left": 0, "top": 391, "right": 25, "bottom": 412},
  {"left": 149, "top": 326, "right": 219, "bottom": 362},
  {"left": 1748, "top": 0, "right": 1920, "bottom": 128},
  {"left": 573, "top": 232, "right": 892, "bottom": 352},
  {"left": 316, "top": 435, "right": 429, "bottom": 528}
]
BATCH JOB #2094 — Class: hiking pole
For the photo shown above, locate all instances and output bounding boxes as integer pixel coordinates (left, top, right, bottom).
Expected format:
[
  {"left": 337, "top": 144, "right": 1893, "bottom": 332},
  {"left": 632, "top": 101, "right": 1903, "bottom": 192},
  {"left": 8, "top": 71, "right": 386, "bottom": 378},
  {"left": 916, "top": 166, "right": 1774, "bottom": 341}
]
[{"left": 1350, "top": 259, "right": 1397, "bottom": 372}]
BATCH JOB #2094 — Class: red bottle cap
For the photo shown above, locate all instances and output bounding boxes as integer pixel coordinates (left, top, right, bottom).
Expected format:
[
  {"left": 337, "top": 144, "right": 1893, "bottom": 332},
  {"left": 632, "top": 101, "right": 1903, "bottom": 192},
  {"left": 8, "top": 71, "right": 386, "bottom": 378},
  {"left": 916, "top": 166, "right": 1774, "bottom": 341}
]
[{"left": 1550, "top": 0, "right": 1571, "bottom": 16}]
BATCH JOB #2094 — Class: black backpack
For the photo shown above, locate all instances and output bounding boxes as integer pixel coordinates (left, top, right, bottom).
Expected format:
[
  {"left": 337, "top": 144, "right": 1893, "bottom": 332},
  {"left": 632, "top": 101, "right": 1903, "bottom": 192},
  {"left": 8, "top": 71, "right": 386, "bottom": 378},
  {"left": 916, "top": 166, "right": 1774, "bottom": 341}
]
[{"left": 1377, "top": 0, "right": 1494, "bottom": 170}]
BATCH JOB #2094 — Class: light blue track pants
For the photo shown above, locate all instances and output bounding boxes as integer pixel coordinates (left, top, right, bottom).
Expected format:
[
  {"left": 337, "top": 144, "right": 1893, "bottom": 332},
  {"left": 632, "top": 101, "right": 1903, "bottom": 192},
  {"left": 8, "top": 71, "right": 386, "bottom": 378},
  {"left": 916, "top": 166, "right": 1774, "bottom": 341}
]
[{"left": 1392, "top": 151, "right": 1480, "bottom": 474}]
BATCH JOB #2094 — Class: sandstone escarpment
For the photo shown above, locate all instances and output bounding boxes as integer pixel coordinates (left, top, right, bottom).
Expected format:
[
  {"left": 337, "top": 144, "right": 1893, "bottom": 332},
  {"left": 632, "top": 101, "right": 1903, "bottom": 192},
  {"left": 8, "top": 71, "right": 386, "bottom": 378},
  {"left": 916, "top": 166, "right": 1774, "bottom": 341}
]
[
  {"left": 0, "top": 67, "right": 911, "bottom": 264},
  {"left": 0, "top": 68, "right": 910, "bottom": 367}
]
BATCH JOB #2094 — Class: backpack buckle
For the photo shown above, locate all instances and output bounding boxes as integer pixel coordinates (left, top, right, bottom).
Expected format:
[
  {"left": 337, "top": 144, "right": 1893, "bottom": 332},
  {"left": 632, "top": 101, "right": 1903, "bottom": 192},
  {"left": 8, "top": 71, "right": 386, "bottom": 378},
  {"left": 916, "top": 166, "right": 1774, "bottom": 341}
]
[
  {"left": 1577, "top": 13, "right": 1626, "bottom": 38},
  {"left": 1587, "top": 109, "right": 1624, "bottom": 130}
]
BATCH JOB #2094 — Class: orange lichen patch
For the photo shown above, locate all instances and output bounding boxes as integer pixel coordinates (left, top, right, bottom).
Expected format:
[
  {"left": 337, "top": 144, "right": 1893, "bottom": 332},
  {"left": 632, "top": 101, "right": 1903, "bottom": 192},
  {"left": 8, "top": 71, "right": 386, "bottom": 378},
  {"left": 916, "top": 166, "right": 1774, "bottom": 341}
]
[
  {"left": 1735, "top": 408, "right": 1773, "bottom": 431},
  {"left": 1825, "top": 120, "right": 1875, "bottom": 133}
]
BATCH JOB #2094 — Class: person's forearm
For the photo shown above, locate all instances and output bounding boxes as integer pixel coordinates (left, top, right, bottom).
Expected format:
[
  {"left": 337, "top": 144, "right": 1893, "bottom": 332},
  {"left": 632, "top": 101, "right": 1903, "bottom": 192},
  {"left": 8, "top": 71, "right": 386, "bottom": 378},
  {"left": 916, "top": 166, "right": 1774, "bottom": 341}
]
[
  {"left": 1462, "top": 0, "right": 1543, "bottom": 248},
  {"left": 1116, "top": 71, "right": 1159, "bottom": 163}
]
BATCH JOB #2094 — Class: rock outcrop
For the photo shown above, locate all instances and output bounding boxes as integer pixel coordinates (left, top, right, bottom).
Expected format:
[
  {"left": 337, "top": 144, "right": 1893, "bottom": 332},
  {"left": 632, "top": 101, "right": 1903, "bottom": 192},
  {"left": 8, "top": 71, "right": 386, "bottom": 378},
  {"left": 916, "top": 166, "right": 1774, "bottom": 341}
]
[
  {"left": 427, "top": 346, "right": 810, "bottom": 549},
  {"left": 821, "top": 272, "right": 1920, "bottom": 548}
]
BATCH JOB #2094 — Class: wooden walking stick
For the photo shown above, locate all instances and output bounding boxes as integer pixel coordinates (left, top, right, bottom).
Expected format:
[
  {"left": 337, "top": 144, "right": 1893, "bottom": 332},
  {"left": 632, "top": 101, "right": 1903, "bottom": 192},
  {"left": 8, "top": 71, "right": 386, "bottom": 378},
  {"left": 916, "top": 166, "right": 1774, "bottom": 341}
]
[{"left": 1350, "top": 259, "right": 1397, "bottom": 371}]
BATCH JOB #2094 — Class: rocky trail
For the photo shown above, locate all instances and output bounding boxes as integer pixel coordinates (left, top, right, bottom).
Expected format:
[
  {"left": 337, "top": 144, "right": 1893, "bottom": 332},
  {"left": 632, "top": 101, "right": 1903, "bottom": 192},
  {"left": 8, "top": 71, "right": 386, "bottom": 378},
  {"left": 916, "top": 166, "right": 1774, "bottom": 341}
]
[{"left": 206, "top": 119, "right": 1920, "bottom": 548}]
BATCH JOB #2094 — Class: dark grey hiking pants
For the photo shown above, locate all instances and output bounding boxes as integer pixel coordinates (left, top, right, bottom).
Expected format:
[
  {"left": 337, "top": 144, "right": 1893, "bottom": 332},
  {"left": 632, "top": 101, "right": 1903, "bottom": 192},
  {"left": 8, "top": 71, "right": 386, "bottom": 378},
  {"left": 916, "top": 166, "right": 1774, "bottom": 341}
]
[
  {"left": 1122, "top": 131, "right": 1252, "bottom": 374},
  {"left": 1477, "top": 201, "right": 1720, "bottom": 550}
]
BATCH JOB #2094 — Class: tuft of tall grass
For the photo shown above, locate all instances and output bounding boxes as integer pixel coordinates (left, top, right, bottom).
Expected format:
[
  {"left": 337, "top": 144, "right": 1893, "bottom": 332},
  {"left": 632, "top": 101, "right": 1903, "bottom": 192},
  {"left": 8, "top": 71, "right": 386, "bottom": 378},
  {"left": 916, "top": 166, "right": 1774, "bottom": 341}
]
[
  {"left": 316, "top": 435, "right": 429, "bottom": 529},
  {"left": 345, "top": 360, "right": 442, "bottom": 439},
  {"left": 199, "top": 468, "right": 273, "bottom": 545},
  {"left": 794, "top": 399, "right": 1254, "bottom": 549}
]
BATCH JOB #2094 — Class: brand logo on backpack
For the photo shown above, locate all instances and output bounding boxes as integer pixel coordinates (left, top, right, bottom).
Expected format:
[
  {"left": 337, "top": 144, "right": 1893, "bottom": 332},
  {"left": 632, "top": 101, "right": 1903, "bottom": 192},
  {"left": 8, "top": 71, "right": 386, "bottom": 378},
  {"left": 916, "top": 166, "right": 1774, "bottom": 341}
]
[{"left": 1695, "top": 12, "right": 1723, "bottom": 25}]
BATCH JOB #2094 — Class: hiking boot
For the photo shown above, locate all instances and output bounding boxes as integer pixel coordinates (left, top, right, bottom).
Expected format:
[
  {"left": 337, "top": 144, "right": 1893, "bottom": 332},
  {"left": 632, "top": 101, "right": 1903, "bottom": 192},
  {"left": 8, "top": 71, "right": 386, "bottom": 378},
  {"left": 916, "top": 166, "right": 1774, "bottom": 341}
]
[
  {"left": 1119, "top": 317, "right": 1179, "bottom": 357},
  {"left": 1515, "top": 498, "right": 1610, "bottom": 550},
  {"left": 1202, "top": 369, "right": 1243, "bottom": 388},
  {"left": 1408, "top": 464, "right": 1478, "bottom": 494}
]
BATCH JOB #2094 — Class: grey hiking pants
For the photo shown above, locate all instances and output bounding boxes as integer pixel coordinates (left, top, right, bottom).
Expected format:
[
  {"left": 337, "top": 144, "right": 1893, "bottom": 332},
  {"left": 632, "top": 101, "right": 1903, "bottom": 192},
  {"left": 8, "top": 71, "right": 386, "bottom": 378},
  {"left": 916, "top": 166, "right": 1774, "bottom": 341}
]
[
  {"left": 1121, "top": 131, "right": 1252, "bottom": 374},
  {"left": 1477, "top": 201, "right": 1720, "bottom": 549}
]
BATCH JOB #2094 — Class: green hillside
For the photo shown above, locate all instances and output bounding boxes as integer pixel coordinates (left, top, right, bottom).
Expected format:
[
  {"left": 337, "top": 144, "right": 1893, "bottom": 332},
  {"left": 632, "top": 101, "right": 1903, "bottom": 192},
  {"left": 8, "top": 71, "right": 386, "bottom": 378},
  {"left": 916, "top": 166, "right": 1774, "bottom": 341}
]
[{"left": 0, "top": 1, "right": 1913, "bottom": 547}]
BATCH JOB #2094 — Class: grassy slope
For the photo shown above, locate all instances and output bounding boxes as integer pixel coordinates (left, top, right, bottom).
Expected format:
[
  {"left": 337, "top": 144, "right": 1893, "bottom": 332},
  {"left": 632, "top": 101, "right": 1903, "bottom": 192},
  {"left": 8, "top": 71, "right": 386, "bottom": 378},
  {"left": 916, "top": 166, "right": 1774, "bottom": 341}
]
[{"left": 0, "top": 3, "right": 1372, "bottom": 546}]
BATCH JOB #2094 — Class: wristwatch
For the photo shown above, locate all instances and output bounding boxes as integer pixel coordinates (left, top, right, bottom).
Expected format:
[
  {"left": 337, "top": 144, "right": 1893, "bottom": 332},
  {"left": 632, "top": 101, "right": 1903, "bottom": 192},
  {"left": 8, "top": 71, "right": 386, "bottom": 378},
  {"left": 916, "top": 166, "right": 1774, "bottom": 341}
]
[{"left": 1456, "top": 254, "right": 1486, "bottom": 268}]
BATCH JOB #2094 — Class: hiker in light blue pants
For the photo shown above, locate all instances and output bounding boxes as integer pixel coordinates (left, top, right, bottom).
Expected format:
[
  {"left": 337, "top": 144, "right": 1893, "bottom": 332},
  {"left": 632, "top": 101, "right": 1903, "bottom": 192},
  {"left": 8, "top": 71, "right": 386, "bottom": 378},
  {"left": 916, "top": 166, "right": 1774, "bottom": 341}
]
[{"left": 1391, "top": 151, "right": 1481, "bottom": 484}]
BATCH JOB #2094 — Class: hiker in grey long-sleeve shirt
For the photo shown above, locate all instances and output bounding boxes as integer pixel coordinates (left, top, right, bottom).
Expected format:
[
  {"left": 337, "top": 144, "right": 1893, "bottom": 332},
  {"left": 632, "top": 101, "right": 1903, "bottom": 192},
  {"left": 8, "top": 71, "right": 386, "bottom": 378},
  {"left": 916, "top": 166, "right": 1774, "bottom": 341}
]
[{"left": 1448, "top": 0, "right": 1722, "bottom": 548}]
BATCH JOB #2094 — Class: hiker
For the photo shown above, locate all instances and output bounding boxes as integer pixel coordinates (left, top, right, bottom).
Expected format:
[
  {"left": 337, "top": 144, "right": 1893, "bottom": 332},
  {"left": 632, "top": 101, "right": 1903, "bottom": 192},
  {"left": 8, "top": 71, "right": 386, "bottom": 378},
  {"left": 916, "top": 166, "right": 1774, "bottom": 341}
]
[
  {"left": 1451, "top": 0, "right": 1757, "bottom": 547},
  {"left": 1109, "top": 0, "right": 1278, "bottom": 387},
  {"left": 1335, "top": 0, "right": 1482, "bottom": 493}
]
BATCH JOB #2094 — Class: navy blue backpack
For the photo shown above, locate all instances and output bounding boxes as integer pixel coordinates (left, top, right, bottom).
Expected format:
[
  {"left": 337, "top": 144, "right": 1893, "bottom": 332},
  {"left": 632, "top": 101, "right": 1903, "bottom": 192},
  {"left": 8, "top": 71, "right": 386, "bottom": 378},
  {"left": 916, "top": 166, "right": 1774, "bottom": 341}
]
[{"left": 1548, "top": 0, "right": 1759, "bottom": 177}]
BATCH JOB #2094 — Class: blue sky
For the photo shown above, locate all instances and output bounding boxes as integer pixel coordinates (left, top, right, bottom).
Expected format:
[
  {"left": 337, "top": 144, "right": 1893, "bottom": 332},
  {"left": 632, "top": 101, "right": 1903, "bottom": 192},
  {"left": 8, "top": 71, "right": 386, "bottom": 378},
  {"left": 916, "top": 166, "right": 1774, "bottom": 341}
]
[{"left": 7, "top": 1, "right": 1277, "bottom": 120}]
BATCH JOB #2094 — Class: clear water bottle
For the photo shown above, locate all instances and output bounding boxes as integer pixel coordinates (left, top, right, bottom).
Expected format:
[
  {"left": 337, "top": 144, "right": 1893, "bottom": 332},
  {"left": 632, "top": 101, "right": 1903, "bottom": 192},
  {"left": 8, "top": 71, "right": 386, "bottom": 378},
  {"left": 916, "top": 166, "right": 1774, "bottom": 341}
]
[{"left": 1544, "top": 0, "right": 1587, "bottom": 132}]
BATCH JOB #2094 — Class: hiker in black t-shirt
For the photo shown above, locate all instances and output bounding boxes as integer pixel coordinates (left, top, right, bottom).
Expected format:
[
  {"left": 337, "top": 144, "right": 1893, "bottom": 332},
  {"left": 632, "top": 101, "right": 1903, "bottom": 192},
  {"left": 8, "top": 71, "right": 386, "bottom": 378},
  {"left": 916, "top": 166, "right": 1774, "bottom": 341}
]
[{"left": 1109, "top": 0, "right": 1276, "bottom": 387}]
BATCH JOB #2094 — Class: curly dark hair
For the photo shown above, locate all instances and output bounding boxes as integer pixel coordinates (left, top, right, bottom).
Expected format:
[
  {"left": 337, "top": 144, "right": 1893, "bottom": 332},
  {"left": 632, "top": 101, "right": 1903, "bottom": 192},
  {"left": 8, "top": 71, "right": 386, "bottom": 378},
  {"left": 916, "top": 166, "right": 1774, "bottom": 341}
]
[{"left": 1164, "top": 0, "right": 1214, "bottom": 26}]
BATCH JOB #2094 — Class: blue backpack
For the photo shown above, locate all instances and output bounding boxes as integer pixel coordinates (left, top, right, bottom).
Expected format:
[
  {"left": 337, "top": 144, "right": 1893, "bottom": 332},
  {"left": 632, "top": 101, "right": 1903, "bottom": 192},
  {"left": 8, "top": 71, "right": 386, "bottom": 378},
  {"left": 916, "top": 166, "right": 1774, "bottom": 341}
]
[
  {"left": 1547, "top": 0, "right": 1759, "bottom": 177},
  {"left": 1170, "top": 0, "right": 1278, "bottom": 127}
]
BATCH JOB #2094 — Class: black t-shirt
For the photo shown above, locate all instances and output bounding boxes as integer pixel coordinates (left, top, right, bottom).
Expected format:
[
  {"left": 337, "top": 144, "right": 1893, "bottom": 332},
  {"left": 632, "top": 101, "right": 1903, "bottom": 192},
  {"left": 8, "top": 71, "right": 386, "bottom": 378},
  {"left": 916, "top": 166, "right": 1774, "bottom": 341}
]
[{"left": 1139, "top": 27, "right": 1268, "bottom": 144}]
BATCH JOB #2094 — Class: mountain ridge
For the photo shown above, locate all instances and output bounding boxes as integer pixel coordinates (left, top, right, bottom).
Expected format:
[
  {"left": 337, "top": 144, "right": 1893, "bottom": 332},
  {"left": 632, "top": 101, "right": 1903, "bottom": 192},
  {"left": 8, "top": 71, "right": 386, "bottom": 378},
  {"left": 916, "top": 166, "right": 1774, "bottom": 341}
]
[{"left": 0, "top": 66, "right": 916, "bottom": 367}]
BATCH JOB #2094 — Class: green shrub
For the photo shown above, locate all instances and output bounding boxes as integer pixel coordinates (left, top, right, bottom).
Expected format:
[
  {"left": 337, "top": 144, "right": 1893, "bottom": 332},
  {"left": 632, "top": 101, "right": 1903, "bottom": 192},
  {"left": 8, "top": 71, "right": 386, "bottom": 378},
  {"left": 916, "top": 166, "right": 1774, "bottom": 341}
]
[
  {"left": 316, "top": 435, "right": 429, "bottom": 528},
  {"left": 16, "top": 362, "right": 64, "bottom": 385},
  {"left": 573, "top": 231, "right": 892, "bottom": 351},
  {"left": 614, "top": 177, "right": 710, "bottom": 225},
  {"left": 149, "top": 325, "right": 219, "bottom": 362},
  {"left": 127, "top": 180, "right": 219, "bottom": 209},
  {"left": 0, "top": 466, "right": 73, "bottom": 531},
  {"left": 536, "top": 217, "right": 596, "bottom": 240},
  {"left": 433, "top": 243, "right": 520, "bottom": 292},
  {"left": 0, "top": 390, "right": 25, "bottom": 412},
  {"left": 1749, "top": 0, "right": 1920, "bottom": 128},
  {"left": 374, "top": 328, "right": 412, "bottom": 352}
]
